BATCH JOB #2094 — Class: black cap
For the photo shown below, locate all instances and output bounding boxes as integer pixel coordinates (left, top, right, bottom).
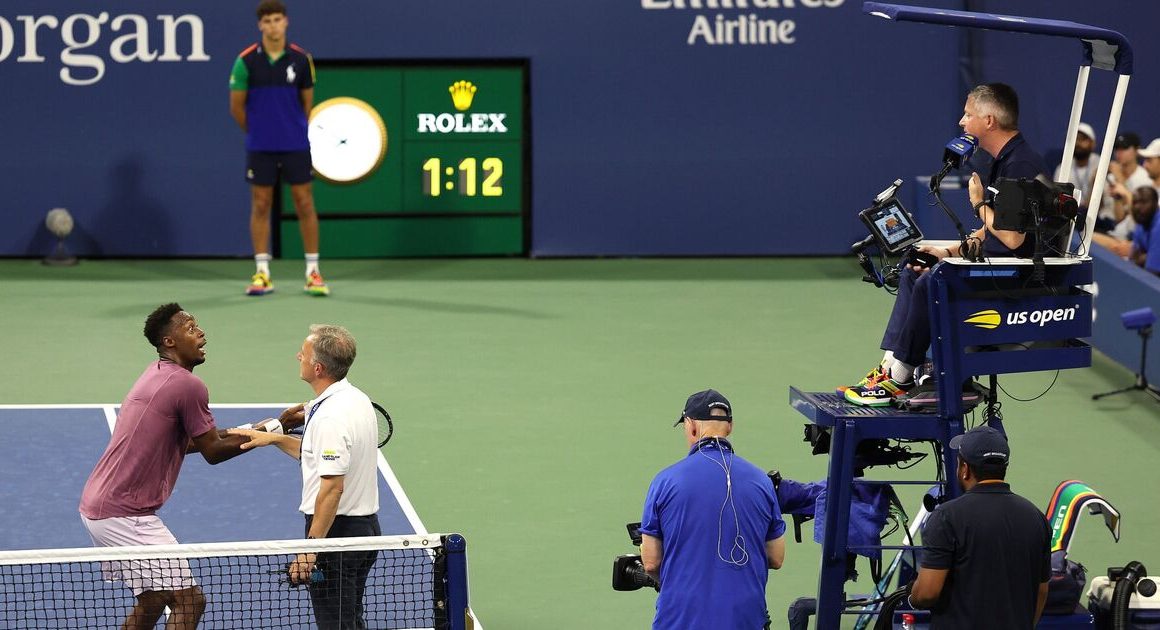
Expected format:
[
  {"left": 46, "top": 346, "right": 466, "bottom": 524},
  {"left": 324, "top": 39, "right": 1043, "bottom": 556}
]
[
  {"left": 948, "top": 426, "right": 1010, "bottom": 466},
  {"left": 674, "top": 389, "right": 732, "bottom": 426},
  {"left": 1115, "top": 132, "right": 1141, "bottom": 150}
]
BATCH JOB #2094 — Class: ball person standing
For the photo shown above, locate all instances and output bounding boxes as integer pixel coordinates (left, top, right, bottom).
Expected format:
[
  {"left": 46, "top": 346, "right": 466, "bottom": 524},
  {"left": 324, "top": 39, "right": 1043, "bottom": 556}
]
[{"left": 230, "top": 0, "right": 329, "bottom": 297}]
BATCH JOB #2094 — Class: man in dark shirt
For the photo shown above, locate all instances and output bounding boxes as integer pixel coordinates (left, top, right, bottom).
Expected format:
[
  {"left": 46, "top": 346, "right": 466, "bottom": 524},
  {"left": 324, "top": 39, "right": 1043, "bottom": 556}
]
[
  {"left": 843, "top": 83, "right": 1047, "bottom": 406},
  {"left": 908, "top": 426, "right": 1051, "bottom": 628}
]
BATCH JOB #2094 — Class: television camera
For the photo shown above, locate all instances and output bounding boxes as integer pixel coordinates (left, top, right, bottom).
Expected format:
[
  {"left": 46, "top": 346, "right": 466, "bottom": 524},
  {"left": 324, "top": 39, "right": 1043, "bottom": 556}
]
[{"left": 611, "top": 522, "right": 659, "bottom": 592}]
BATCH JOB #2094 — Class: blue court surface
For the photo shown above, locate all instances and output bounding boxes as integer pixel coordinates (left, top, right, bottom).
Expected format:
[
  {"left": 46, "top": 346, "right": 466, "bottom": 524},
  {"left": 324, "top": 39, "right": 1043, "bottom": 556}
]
[
  {"left": 0, "top": 404, "right": 425, "bottom": 550},
  {"left": 0, "top": 404, "right": 454, "bottom": 629}
]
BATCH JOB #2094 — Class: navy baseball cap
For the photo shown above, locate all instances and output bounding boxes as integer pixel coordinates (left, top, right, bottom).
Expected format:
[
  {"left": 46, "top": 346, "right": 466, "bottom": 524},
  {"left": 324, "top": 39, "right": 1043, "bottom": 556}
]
[
  {"left": 1115, "top": 132, "right": 1141, "bottom": 150},
  {"left": 948, "top": 426, "right": 1010, "bottom": 466},
  {"left": 674, "top": 389, "right": 732, "bottom": 426}
]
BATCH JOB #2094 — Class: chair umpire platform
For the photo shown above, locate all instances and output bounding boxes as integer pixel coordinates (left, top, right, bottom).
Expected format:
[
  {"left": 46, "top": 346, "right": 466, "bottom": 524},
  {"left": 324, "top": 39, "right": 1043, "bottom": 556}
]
[{"left": 789, "top": 258, "right": 1094, "bottom": 628}]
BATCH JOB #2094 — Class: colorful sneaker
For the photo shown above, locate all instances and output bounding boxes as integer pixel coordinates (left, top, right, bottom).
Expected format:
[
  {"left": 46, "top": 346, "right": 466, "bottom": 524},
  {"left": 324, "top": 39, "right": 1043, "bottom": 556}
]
[
  {"left": 246, "top": 272, "right": 274, "bottom": 296},
  {"left": 836, "top": 365, "right": 886, "bottom": 395},
  {"left": 844, "top": 377, "right": 913, "bottom": 407},
  {"left": 897, "top": 374, "right": 983, "bottom": 410},
  {"left": 304, "top": 271, "right": 330, "bottom": 297}
]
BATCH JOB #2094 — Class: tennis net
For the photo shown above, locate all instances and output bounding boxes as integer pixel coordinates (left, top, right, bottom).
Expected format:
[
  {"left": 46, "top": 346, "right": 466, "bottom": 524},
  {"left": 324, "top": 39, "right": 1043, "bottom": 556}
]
[{"left": 0, "top": 533, "right": 469, "bottom": 629}]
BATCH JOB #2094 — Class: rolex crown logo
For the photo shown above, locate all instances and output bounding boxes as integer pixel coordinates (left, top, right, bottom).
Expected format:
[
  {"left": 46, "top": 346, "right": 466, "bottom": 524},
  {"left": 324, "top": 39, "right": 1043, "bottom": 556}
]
[{"left": 449, "top": 80, "right": 477, "bottom": 111}]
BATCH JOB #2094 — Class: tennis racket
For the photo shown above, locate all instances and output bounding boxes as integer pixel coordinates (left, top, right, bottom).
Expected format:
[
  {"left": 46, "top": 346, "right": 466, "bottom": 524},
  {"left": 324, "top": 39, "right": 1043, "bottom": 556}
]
[{"left": 372, "top": 401, "right": 393, "bottom": 447}]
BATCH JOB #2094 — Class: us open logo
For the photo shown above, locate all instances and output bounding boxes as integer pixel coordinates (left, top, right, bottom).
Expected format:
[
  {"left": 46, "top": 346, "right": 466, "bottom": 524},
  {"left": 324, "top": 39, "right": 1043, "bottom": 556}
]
[
  {"left": 964, "top": 305, "right": 1079, "bottom": 330},
  {"left": 416, "top": 80, "right": 508, "bottom": 134}
]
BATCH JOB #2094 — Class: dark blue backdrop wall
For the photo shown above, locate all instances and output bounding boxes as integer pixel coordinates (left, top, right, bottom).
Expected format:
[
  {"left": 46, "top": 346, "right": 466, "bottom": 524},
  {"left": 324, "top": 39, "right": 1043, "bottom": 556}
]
[{"left": 1, "top": 0, "right": 1156, "bottom": 257}]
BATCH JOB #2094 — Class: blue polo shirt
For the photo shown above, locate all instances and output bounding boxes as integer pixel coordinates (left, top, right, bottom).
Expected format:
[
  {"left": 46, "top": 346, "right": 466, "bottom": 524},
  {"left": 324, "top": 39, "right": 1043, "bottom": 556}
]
[
  {"left": 1131, "top": 211, "right": 1160, "bottom": 273},
  {"left": 229, "top": 42, "right": 314, "bottom": 152},
  {"left": 640, "top": 438, "right": 786, "bottom": 630},
  {"left": 984, "top": 133, "right": 1047, "bottom": 258}
]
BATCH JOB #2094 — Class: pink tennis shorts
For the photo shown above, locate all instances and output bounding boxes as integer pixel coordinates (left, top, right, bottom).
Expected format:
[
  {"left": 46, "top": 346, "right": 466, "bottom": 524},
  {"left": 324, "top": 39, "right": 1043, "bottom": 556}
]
[{"left": 80, "top": 514, "right": 197, "bottom": 596}]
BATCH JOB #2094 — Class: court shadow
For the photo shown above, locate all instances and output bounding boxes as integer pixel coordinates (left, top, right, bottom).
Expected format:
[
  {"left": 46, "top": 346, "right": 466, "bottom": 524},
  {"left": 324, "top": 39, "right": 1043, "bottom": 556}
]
[
  {"left": 99, "top": 295, "right": 255, "bottom": 319},
  {"left": 332, "top": 256, "right": 855, "bottom": 283},
  {"left": 337, "top": 294, "right": 554, "bottom": 320}
]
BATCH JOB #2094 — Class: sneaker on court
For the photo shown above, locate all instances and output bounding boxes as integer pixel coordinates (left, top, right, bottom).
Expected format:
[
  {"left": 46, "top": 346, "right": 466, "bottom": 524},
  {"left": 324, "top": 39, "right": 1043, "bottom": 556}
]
[
  {"left": 304, "top": 271, "right": 330, "bottom": 297},
  {"left": 246, "top": 272, "right": 274, "bottom": 296},
  {"left": 836, "top": 365, "right": 886, "bottom": 395},
  {"left": 844, "top": 377, "right": 913, "bottom": 407}
]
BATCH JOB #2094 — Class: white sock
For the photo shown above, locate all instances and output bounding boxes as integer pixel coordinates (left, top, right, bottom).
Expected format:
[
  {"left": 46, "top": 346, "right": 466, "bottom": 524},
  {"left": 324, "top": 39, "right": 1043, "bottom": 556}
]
[
  {"left": 305, "top": 253, "right": 320, "bottom": 278},
  {"left": 890, "top": 360, "right": 915, "bottom": 384},
  {"left": 881, "top": 350, "right": 895, "bottom": 370},
  {"left": 255, "top": 253, "right": 271, "bottom": 276}
]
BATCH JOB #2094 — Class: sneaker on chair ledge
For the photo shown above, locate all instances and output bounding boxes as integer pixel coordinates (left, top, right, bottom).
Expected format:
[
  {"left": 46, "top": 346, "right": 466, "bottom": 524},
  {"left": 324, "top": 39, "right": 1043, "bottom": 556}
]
[
  {"left": 304, "top": 271, "right": 330, "bottom": 297},
  {"left": 836, "top": 365, "right": 886, "bottom": 395},
  {"left": 844, "top": 377, "right": 914, "bottom": 407},
  {"left": 246, "top": 272, "right": 274, "bottom": 296}
]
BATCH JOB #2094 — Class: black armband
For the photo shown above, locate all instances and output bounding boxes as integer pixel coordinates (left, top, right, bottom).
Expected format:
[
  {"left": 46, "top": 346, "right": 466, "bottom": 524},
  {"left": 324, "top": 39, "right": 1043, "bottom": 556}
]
[{"left": 972, "top": 199, "right": 988, "bottom": 219}]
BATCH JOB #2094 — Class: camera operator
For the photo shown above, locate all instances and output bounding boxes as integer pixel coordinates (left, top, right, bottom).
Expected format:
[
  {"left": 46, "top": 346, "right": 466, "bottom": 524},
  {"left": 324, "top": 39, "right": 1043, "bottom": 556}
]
[
  {"left": 639, "top": 389, "right": 786, "bottom": 629},
  {"left": 843, "top": 83, "right": 1046, "bottom": 406}
]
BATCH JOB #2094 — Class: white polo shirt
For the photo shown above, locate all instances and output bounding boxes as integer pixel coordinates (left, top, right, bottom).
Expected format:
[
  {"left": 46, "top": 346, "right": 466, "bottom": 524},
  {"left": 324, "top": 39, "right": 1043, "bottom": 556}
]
[{"left": 299, "top": 378, "right": 379, "bottom": 516}]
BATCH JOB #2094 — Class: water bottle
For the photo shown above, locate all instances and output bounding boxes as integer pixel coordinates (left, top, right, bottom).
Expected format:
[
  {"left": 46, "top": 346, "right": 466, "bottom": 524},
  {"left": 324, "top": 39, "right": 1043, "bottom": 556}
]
[{"left": 900, "top": 612, "right": 916, "bottom": 630}]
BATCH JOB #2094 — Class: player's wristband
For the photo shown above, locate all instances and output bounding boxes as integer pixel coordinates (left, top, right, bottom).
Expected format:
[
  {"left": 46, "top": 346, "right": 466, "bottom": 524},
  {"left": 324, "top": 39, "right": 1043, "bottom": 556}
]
[
  {"left": 263, "top": 419, "right": 284, "bottom": 435},
  {"left": 236, "top": 423, "right": 254, "bottom": 430}
]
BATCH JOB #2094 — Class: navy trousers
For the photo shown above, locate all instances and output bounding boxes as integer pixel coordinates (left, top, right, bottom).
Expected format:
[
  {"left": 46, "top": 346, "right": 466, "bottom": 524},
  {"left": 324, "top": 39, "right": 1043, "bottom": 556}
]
[
  {"left": 880, "top": 267, "right": 932, "bottom": 368},
  {"left": 304, "top": 514, "right": 381, "bottom": 630}
]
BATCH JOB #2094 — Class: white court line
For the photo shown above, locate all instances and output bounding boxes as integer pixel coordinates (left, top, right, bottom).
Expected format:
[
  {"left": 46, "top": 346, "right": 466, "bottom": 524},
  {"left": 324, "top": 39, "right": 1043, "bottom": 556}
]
[
  {"left": 377, "top": 451, "right": 428, "bottom": 535},
  {"left": 2, "top": 403, "right": 475, "bottom": 627},
  {"left": 0, "top": 404, "right": 111, "bottom": 409},
  {"left": 102, "top": 406, "right": 117, "bottom": 432},
  {"left": 20, "top": 402, "right": 431, "bottom": 536},
  {"left": 0, "top": 403, "right": 298, "bottom": 410}
]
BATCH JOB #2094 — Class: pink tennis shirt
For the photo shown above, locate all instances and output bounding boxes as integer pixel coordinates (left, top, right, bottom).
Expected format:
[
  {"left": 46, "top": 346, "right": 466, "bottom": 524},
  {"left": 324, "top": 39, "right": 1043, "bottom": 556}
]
[{"left": 79, "top": 360, "right": 216, "bottom": 519}]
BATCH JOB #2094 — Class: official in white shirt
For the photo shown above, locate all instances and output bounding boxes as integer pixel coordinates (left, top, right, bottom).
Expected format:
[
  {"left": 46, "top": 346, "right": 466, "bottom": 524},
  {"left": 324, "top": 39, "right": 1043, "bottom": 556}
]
[{"left": 231, "top": 324, "right": 380, "bottom": 630}]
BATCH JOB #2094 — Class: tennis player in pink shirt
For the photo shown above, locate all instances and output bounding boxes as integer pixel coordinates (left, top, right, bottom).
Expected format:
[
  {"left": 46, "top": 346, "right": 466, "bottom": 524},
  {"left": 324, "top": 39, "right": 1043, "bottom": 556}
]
[{"left": 79, "top": 302, "right": 304, "bottom": 629}]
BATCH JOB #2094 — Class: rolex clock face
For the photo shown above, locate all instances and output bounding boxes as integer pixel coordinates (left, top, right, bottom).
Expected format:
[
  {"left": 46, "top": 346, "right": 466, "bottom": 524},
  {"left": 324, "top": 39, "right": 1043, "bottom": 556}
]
[{"left": 308, "top": 97, "right": 387, "bottom": 184}]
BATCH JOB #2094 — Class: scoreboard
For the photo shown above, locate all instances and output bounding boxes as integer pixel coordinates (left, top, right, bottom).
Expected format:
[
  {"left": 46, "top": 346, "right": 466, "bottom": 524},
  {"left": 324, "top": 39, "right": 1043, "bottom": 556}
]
[{"left": 279, "top": 61, "right": 527, "bottom": 258}]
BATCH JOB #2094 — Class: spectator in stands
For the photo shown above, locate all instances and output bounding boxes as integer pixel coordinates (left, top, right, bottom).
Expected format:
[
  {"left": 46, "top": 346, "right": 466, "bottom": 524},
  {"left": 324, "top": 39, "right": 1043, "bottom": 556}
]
[
  {"left": 1139, "top": 138, "right": 1160, "bottom": 190},
  {"left": 1054, "top": 122, "right": 1100, "bottom": 211},
  {"left": 1100, "top": 132, "right": 1151, "bottom": 238},
  {"left": 1092, "top": 186, "right": 1160, "bottom": 274}
]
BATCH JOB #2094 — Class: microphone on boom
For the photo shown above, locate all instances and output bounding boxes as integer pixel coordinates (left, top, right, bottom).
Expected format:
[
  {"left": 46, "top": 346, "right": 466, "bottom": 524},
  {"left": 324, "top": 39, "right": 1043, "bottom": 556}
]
[
  {"left": 942, "top": 133, "right": 978, "bottom": 169},
  {"left": 930, "top": 133, "right": 978, "bottom": 192}
]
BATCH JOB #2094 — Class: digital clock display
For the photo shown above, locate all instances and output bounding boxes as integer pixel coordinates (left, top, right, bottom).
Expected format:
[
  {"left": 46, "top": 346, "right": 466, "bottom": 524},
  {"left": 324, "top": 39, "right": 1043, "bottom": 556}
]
[
  {"left": 285, "top": 62, "right": 527, "bottom": 258},
  {"left": 421, "top": 157, "right": 503, "bottom": 197}
]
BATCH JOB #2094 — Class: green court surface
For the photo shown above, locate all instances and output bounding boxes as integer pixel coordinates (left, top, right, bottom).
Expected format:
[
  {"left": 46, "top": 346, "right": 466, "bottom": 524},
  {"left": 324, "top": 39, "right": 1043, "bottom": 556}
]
[{"left": 3, "top": 257, "right": 1158, "bottom": 628}]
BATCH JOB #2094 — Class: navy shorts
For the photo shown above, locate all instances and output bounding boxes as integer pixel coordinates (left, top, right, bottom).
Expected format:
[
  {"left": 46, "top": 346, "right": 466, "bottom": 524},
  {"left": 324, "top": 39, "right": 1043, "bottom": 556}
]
[{"left": 246, "top": 150, "right": 313, "bottom": 186}]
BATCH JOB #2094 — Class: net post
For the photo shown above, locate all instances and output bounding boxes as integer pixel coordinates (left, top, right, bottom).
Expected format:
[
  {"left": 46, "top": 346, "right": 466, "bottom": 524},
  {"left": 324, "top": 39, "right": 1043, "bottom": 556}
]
[{"left": 442, "top": 533, "right": 469, "bottom": 630}]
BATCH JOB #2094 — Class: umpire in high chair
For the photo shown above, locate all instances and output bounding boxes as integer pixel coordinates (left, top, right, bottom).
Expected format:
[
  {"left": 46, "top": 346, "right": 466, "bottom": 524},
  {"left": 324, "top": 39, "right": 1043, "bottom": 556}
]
[{"left": 639, "top": 389, "right": 786, "bottom": 629}]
